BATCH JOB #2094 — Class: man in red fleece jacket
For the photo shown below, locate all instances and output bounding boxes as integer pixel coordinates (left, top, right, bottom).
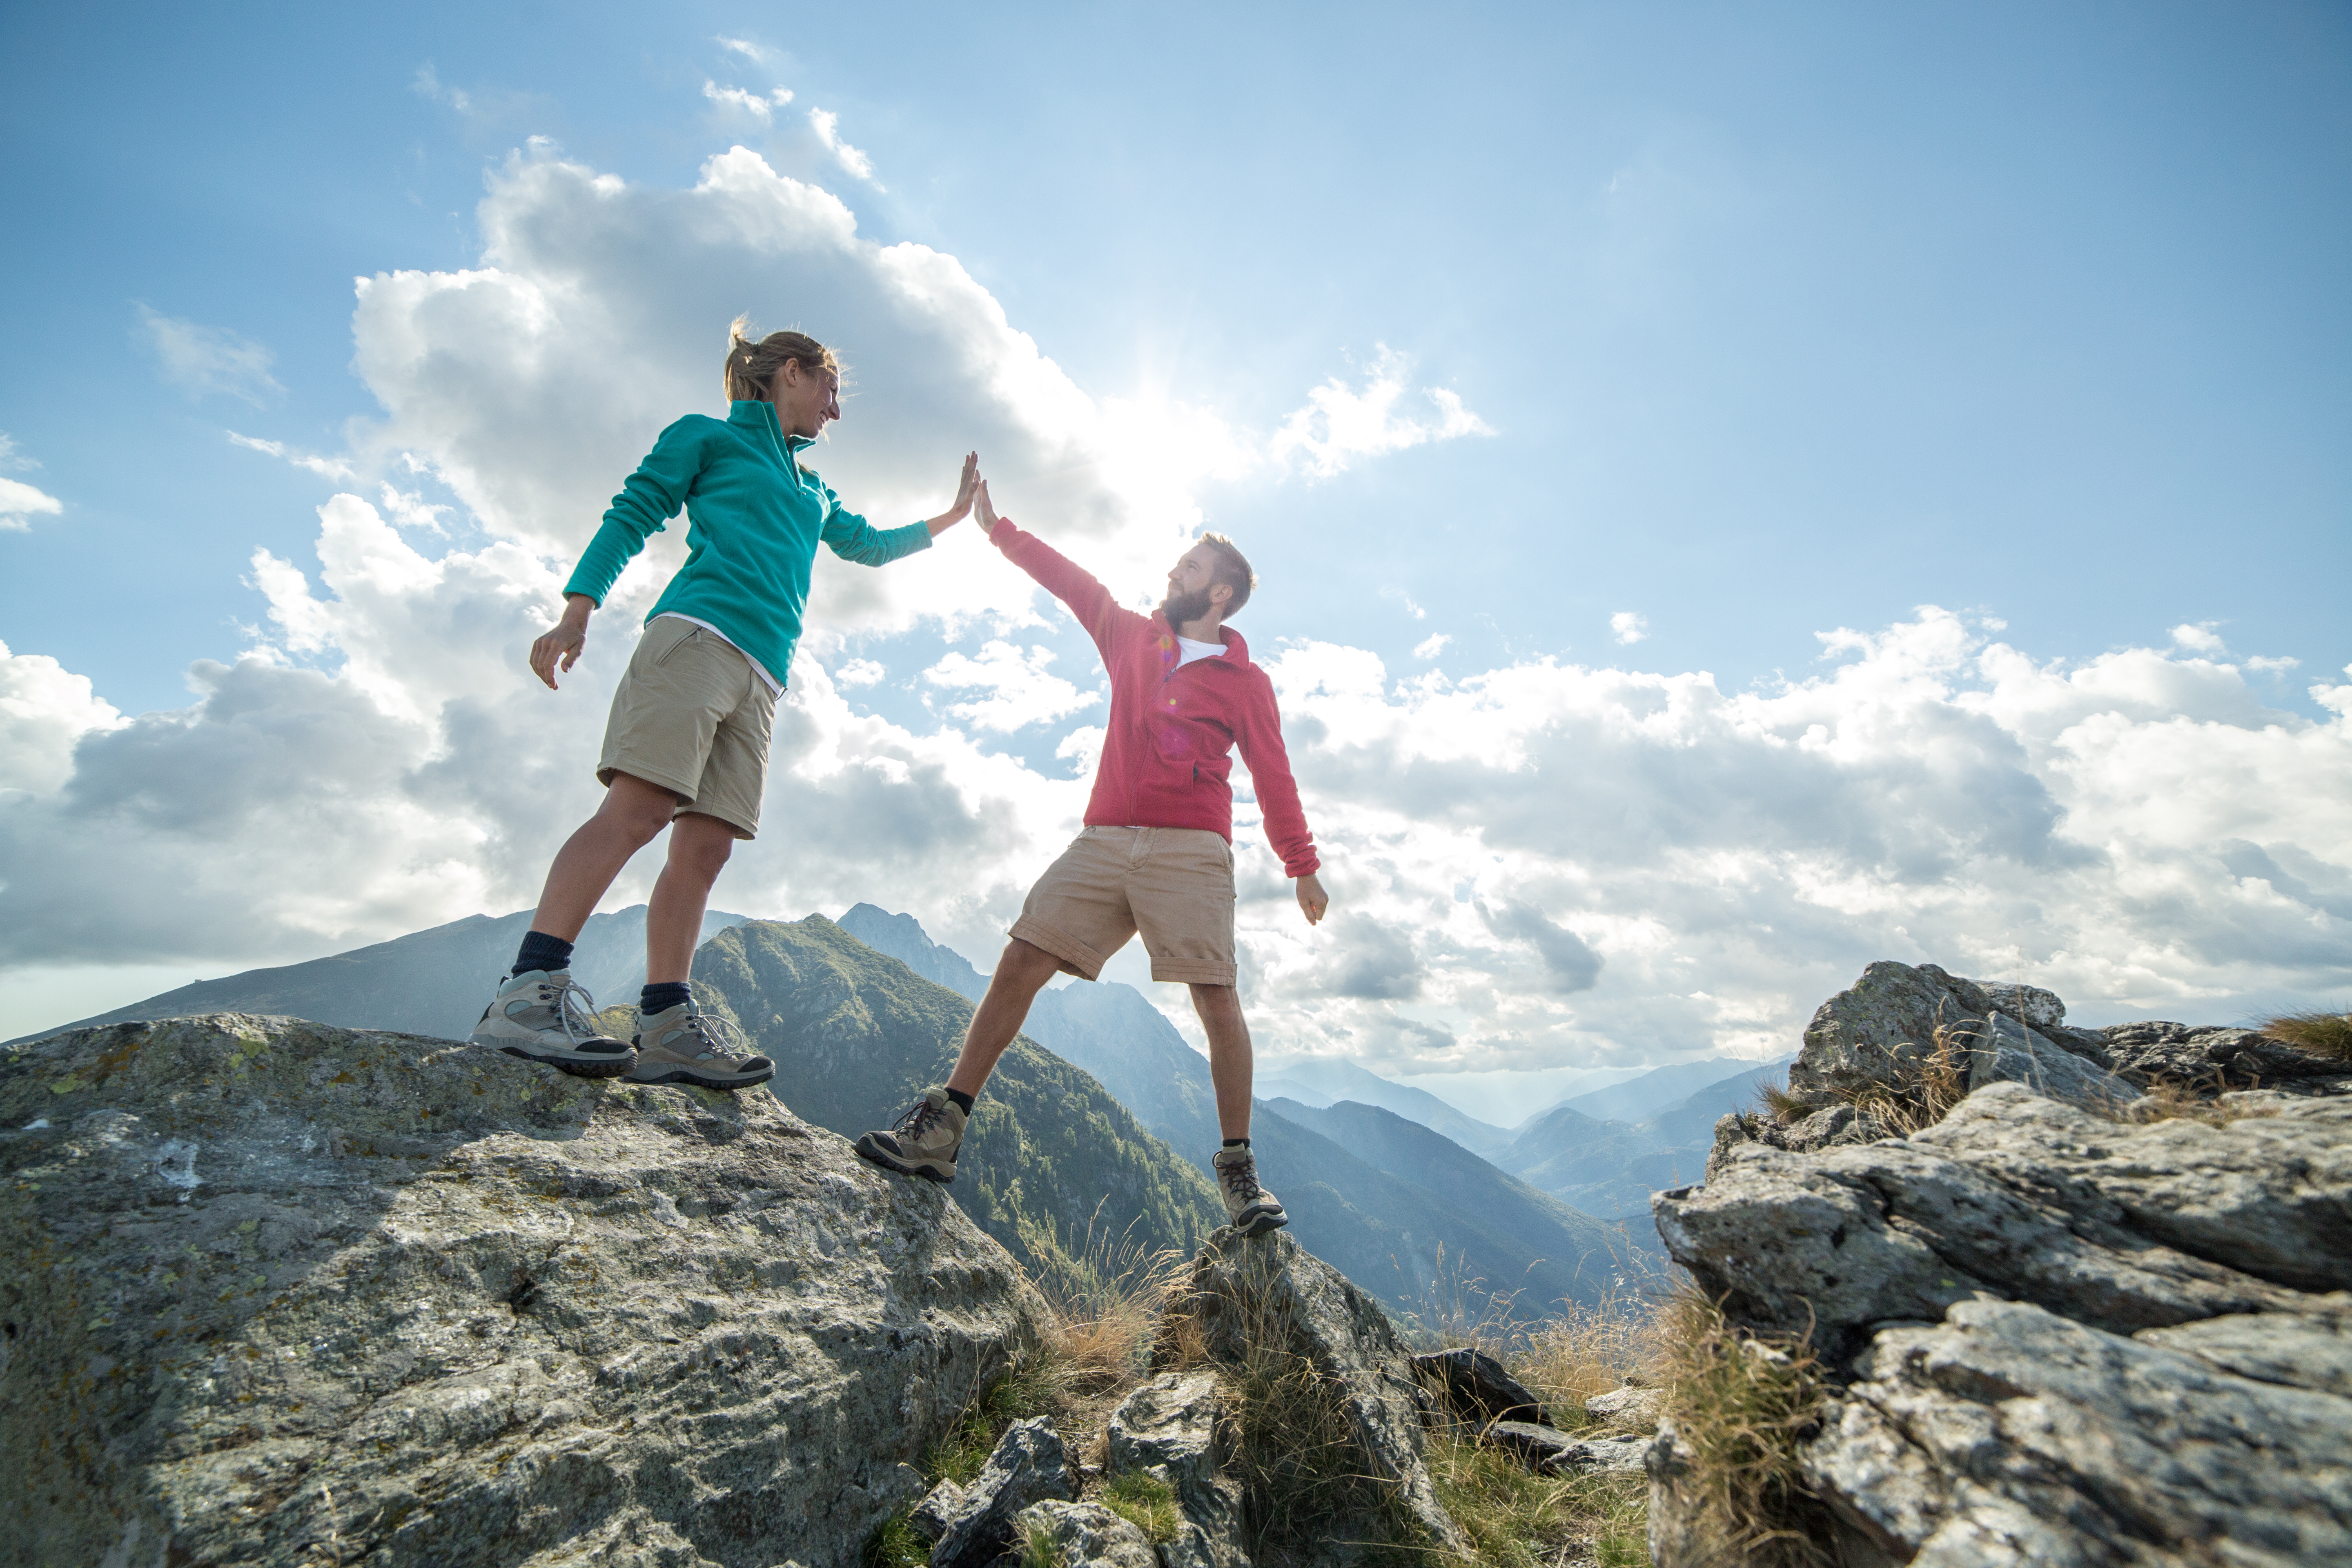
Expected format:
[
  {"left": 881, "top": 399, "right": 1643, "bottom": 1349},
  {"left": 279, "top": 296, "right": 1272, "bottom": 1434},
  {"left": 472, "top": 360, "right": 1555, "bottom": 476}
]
[{"left": 856, "top": 483, "right": 1326, "bottom": 1236}]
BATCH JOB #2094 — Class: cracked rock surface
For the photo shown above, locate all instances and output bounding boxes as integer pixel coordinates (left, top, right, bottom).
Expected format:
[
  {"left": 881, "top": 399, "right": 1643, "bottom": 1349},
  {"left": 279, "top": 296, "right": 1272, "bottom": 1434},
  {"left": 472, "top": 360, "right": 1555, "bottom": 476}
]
[
  {"left": 1, "top": 1014, "right": 1042, "bottom": 1568},
  {"left": 1655, "top": 998, "right": 2352, "bottom": 1567}
]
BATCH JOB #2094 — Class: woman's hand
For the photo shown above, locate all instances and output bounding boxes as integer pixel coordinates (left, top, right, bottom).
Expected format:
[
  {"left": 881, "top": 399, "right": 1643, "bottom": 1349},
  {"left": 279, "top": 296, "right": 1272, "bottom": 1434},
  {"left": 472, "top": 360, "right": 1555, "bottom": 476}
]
[
  {"left": 925, "top": 452, "right": 981, "bottom": 537},
  {"left": 974, "top": 479, "right": 1001, "bottom": 536},
  {"left": 1295, "top": 871, "right": 1329, "bottom": 927},
  {"left": 530, "top": 595, "right": 596, "bottom": 690}
]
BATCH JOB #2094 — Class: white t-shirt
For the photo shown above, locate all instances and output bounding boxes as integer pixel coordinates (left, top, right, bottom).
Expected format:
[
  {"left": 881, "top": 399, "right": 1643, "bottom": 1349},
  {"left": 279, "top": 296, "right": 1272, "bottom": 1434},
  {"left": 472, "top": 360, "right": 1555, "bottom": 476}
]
[
  {"left": 653, "top": 613, "right": 782, "bottom": 694},
  {"left": 1175, "top": 635, "right": 1227, "bottom": 669}
]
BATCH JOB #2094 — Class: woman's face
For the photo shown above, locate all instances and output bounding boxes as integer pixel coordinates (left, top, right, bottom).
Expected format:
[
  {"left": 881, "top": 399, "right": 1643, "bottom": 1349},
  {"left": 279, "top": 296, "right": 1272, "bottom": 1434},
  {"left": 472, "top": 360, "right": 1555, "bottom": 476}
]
[{"left": 769, "top": 359, "right": 842, "bottom": 439}]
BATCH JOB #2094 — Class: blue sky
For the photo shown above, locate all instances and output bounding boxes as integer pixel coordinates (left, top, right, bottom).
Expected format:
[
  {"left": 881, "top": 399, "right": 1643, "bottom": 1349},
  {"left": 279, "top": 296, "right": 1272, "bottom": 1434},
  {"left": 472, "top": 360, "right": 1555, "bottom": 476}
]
[{"left": 4, "top": 2, "right": 2348, "bottom": 1085}]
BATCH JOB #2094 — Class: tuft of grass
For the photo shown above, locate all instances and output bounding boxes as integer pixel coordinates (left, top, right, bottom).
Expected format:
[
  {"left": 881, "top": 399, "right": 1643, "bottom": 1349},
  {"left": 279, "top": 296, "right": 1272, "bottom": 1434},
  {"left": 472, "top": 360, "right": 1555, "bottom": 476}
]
[
  {"left": 1029, "top": 1208, "right": 1188, "bottom": 1394},
  {"left": 2114, "top": 1080, "right": 2284, "bottom": 1127},
  {"left": 1425, "top": 1428, "right": 1648, "bottom": 1567},
  {"left": 1755, "top": 1078, "right": 1812, "bottom": 1124},
  {"left": 1017, "top": 1511, "right": 1060, "bottom": 1568},
  {"left": 1653, "top": 1283, "right": 1835, "bottom": 1568},
  {"left": 921, "top": 1347, "right": 1070, "bottom": 1486},
  {"left": 2261, "top": 1009, "right": 2352, "bottom": 1060},
  {"left": 861, "top": 1512, "right": 929, "bottom": 1568},
  {"left": 1100, "top": 1470, "right": 1180, "bottom": 1544},
  {"left": 1220, "top": 1334, "right": 1416, "bottom": 1557},
  {"left": 1513, "top": 1291, "right": 1667, "bottom": 1427},
  {"left": 1813, "top": 1025, "right": 1970, "bottom": 1136}
]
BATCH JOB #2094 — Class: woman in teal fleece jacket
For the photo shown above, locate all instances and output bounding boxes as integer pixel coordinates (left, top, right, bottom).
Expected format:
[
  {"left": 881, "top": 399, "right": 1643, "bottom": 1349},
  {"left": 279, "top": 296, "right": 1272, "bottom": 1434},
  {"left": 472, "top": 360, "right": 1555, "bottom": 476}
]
[{"left": 468, "top": 323, "right": 978, "bottom": 1091}]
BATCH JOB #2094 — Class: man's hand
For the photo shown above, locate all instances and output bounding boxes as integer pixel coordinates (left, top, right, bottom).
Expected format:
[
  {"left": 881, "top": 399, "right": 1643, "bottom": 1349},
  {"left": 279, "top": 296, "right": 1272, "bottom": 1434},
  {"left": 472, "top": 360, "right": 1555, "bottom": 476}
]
[
  {"left": 1295, "top": 871, "right": 1329, "bottom": 927},
  {"left": 530, "top": 595, "right": 595, "bottom": 690},
  {"left": 924, "top": 452, "right": 981, "bottom": 537}
]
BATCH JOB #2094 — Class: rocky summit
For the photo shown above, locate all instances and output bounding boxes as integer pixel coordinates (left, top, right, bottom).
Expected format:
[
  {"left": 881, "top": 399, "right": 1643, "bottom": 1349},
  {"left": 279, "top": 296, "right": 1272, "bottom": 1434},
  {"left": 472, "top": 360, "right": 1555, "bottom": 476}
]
[
  {"left": 0, "top": 1013, "right": 1045, "bottom": 1568},
  {"left": 1653, "top": 961, "right": 2352, "bottom": 1566}
]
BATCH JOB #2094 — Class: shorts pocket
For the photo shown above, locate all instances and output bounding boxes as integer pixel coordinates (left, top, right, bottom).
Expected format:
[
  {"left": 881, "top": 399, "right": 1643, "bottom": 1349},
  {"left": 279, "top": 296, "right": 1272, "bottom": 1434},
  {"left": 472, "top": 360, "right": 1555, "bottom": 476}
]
[{"left": 651, "top": 625, "right": 702, "bottom": 668}]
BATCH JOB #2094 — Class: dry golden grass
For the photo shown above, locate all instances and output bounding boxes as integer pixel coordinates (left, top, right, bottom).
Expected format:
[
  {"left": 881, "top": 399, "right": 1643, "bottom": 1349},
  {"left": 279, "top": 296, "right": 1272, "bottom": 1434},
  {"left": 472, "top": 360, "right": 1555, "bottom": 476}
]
[
  {"left": 2113, "top": 1079, "right": 2285, "bottom": 1127},
  {"left": 2261, "top": 1008, "right": 2352, "bottom": 1060},
  {"left": 1426, "top": 1430, "right": 1650, "bottom": 1568},
  {"left": 1651, "top": 1283, "right": 1835, "bottom": 1568},
  {"left": 1028, "top": 1214, "right": 1188, "bottom": 1395},
  {"left": 1754, "top": 1078, "right": 1812, "bottom": 1124}
]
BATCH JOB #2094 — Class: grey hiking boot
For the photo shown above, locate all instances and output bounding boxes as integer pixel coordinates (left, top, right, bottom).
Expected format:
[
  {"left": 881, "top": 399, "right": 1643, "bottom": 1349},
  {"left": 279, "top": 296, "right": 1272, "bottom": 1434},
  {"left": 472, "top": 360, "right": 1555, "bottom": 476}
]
[
  {"left": 855, "top": 1088, "right": 967, "bottom": 1184},
  {"left": 629, "top": 1002, "right": 774, "bottom": 1091},
  {"left": 469, "top": 969, "right": 635, "bottom": 1078},
  {"left": 1213, "top": 1145, "right": 1287, "bottom": 1237}
]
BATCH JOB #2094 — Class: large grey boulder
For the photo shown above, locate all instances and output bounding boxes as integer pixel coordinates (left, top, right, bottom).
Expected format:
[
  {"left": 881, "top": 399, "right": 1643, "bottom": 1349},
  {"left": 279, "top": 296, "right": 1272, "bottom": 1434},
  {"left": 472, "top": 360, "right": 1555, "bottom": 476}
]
[
  {"left": 1804, "top": 1298, "right": 2352, "bottom": 1567},
  {"left": 0, "top": 1015, "right": 1042, "bottom": 1568},
  {"left": 1651, "top": 1080, "right": 2352, "bottom": 1565},
  {"left": 929, "top": 1416, "right": 1076, "bottom": 1568},
  {"left": 1163, "top": 1227, "right": 1468, "bottom": 1561},
  {"left": 1789, "top": 961, "right": 1994, "bottom": 1103}
]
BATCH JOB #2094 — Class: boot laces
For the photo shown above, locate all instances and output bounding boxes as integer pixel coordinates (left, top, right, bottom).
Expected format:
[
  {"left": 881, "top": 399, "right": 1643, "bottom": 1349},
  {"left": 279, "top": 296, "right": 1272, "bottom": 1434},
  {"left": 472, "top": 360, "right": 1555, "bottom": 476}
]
[
  {"left": 674, "top": 1010, "right": 755, "bottom": 1064},
  {"left": 537, "top": 978, "right": 605, "bottom": 1043},
  {"left": 894, "top": 1096, "right": 944, "bottom": 1139},
  {"left": 1220, "top": 1153, "right": 1261, "bottom": 1203}
]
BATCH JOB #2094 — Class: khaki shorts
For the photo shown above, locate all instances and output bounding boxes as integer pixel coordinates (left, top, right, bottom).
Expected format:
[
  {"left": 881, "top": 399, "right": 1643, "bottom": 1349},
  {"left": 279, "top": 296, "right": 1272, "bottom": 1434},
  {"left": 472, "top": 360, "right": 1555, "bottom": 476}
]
[
  {"left": 1011, "top": 826, "right": 1237, "bottom": 985},
  {"left": 596, "top": 616, "right": 776, "bottom": 840}
]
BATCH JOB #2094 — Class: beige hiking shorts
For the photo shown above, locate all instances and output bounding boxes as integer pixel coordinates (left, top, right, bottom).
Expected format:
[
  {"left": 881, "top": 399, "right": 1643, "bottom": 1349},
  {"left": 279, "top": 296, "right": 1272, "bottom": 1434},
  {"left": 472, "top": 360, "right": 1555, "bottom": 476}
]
[
  {"left": 1011, "top": 825, "right": 1237, "bottom": 985},
  {"left": 596, "top": 616, "right": 776, "bottom": 839}
]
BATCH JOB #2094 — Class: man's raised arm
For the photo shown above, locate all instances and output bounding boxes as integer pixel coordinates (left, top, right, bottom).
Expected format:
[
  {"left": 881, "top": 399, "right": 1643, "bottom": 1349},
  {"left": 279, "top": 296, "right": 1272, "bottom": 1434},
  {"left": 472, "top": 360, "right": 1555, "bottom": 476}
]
[{"left": 973, "top": 481, "right": 1140, "bottom": 654}]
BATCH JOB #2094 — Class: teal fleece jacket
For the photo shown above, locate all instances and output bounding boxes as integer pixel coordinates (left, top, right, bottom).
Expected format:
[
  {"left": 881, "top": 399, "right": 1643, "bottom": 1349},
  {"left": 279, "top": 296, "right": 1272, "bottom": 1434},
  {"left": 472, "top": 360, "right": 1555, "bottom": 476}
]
[{"left": 563, "top": 400, "right": 932, "bottom": 687}]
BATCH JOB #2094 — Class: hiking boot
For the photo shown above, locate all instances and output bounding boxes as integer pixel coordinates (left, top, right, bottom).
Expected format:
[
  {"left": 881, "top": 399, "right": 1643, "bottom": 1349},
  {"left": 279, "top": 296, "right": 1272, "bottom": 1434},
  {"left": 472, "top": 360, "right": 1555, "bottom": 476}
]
[
  {"left": 469, "top": 969, "right": 635, "bottom": 1078},
  {"left": 1213, "top": 1146, "right": 1287, "bottom": 1237},
  {"left": 855, "top": 1088, "right": 967, "bottom": 1184},
  {"left": 629, "top": 1002, "right": 774, "bottom": 1091}
]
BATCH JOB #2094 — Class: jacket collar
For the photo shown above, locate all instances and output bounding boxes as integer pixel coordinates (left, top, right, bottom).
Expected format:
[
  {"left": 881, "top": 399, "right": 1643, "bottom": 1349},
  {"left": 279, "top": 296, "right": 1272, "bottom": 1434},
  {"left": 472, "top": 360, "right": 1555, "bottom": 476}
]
[
  {"left": 727, "top": 399, "right": 815, "bottom": 455},
  {"left": 1150, "top": 610, "right": 1252, "bottom": 669}
]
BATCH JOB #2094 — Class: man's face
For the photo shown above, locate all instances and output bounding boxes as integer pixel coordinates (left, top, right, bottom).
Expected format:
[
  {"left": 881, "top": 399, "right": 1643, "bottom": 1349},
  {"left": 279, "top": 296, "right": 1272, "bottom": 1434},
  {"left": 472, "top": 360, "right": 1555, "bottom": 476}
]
[
  {"left": 1160, "top": 544, "right": 1227, "bottom": 626},
  {"left": 770, "top": 361, "right": 842, "bottom": 439}
]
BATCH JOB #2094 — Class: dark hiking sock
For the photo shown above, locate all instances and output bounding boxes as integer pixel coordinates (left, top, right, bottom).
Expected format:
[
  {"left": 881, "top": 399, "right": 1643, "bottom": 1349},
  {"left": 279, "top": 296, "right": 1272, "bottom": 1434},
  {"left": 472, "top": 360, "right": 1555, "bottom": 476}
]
[
  {"left": 1222, "top": 1138, "right": 1250, "bottom": 1150},
  {"left": 512, "top": 930, "right": 575, "bottom": 977},
  {"left": 639, "top": 982, "right": 693, "bottom": 1016},
  {"left": 944, "top": 1088, "right": 976, "bottom": 1116}
]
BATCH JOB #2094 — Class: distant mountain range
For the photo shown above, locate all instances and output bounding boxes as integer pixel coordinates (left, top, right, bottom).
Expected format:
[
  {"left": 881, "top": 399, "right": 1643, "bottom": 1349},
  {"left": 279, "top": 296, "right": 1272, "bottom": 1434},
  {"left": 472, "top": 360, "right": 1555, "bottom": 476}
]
[
  {"left": 9, "top": 905, "right": 748, "bottom": 1045},
  {"left": 1486, "top": 1058, "right": 1794, "bottom": 1218},
  {"left": 16, "top": 898, "right": 1682, "bottom": 1321},
  {"left": 836, "top": 904, "right": 1648, "bottom": 1317}
]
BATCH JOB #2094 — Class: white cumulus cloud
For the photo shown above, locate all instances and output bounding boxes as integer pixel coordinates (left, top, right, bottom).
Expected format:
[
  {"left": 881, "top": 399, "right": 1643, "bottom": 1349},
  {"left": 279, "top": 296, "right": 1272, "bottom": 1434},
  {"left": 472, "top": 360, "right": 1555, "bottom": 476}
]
[
  {"left": 1610, "top": 610, "right": 1648, "bottom": 645},
  {"left": 2171, "top": 621, "right": 2226, "bottom": 654}
]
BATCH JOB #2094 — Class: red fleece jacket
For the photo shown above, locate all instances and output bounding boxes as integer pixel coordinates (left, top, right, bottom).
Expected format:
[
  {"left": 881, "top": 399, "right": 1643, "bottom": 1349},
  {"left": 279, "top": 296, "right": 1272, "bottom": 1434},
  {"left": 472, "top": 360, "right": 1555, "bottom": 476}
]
[{"left": 990, "top": 519, "right": 1320, "bottom": 877}]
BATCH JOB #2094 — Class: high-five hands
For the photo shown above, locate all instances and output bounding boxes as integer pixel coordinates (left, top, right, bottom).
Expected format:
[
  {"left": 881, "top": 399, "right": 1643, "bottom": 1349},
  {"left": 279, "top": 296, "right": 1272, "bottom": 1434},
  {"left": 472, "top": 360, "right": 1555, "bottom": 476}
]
[
  {"left": 974, "top": 478, "right": 1000, "bottom": 537},
  {"left": 1296, "top": 871, "right": 1329, "bottom": 927},
  {"left": 925, "top": 452, "right": 982, "bottom": 537}
]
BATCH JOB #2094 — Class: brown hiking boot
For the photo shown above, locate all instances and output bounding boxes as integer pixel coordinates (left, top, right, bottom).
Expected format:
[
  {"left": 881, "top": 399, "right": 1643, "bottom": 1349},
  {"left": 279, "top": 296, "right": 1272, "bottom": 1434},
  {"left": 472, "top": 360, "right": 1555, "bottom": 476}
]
[
  {"left": 468, "top": 969, "right": 635, "bottom": 1078},
  {"left": 628, "top": 1002, "right": 773, "bottom": 1091},
  {"left": 1213, "top": 1145, "right": 1287, "bottom": 1237},
  {"left": 855, "top": 1088, "right": 967, "bottom": 1184}
]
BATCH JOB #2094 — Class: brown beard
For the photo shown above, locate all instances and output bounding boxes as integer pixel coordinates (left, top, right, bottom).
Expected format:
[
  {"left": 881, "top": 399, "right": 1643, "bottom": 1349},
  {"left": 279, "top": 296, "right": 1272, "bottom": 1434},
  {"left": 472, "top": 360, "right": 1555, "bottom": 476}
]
[{"left": 1160, "top": 586, "right": 1216, "bottom": 627}]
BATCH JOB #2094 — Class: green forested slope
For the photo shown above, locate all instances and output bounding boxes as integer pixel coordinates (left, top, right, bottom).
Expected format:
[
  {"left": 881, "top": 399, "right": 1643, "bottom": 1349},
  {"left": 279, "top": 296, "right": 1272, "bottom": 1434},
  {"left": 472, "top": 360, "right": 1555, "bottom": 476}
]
[{"left": 688, "top": 916, "right": 1223, "bottom": 1290}]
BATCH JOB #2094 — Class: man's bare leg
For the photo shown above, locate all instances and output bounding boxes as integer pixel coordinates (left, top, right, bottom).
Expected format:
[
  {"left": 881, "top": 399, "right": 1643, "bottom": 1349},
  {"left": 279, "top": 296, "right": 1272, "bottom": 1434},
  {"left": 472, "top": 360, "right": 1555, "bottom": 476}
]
[
  {"left": 944, "top": 938, "right": 1066, "bottom": 1098},
  {"left": 645, "top": 812, "right": 735, "bottom": 983},
  {"left": 528, "top": 773, "right": 681, "bottom": 942},
  {"left": 1189, "top": 982, "right": 1254, "bottom": 1141}
]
